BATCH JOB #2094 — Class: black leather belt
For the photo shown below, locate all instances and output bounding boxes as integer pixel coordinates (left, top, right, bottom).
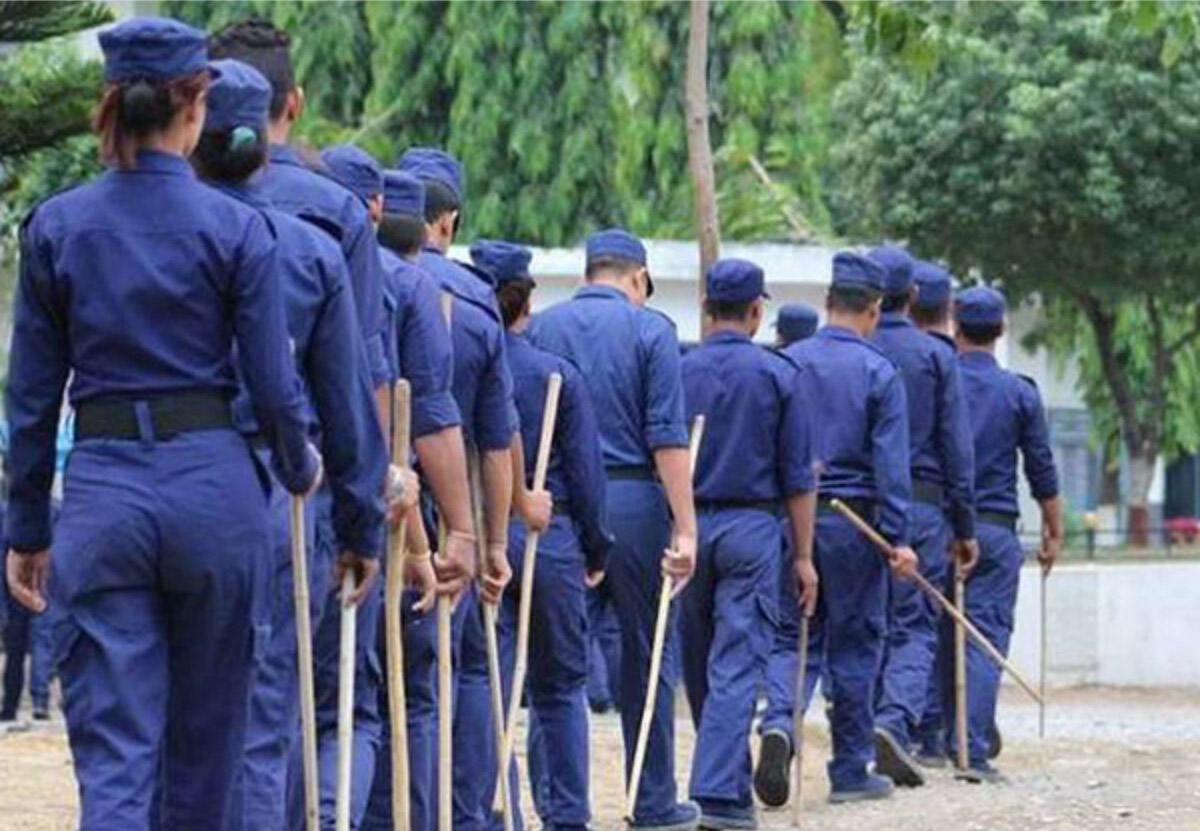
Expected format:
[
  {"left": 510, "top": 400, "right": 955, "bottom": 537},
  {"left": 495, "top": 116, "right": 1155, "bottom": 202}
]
[
  {"left": 606, "top": 465, "right": 657, "bottom": 482},
  {"left": 912, "top": 480, "right": 944, "bottom": 506},
  {"left": 817, "top": 497, "right": 875, "bottom": 518},
  {"left": 977, "top": 511, "right": 1017, "bottom": 532},
  {"left": 76, "top": 390, "right": 233, "bottom": 441},
  {"left": 697, "top": 499, "right": 779, "bottom": 514}
]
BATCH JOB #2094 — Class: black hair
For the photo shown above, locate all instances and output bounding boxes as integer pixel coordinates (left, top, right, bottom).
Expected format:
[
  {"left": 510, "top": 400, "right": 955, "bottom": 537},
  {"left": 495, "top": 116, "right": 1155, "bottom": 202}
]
[
  {"left": 191, "top": 127, "right": 268, "bottom": 184},
  {"left": 208, "top": 19, "right": 295, "bottom": 120},
  {"left": 703, "top": 298, "right": 755, "bottom": 322},
  {"left": 827, "top": 284, "right": 881, "bottom": 315},
  {"left": 585, "top": 255, "right": 642, "bottom": 281},
  {"left": 378, "top": 213, "right": 427, "bottom": 258},
  {"left": 423, "top": 180, "right": 461, "bottom": 233},
  {"left": 94, "top": 74, "right": 208, "bottom": 169},
  {"left": 910, "top": 301, "right": 950, "bottom": 329},
  {"left": 959, "top": 321, "right": 1004, "bottom": 346},
  {"left": 497, "top": 279, "right": 535, "bottom": 329},
  {"left": 881, "top": 291, "right": 910, "bottom": 313}
]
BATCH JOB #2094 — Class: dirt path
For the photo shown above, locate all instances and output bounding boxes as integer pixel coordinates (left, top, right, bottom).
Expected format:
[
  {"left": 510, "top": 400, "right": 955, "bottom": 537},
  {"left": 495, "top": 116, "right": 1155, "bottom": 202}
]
[{"left": 2, "top": 687, "right": 1197, "bottom": 830}]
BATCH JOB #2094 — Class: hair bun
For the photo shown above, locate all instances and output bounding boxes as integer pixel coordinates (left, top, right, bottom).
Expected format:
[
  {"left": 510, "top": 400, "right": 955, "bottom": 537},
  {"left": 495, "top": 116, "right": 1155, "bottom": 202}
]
[{"left": 120, "top": 80, "right": 169, "bottom": 131}]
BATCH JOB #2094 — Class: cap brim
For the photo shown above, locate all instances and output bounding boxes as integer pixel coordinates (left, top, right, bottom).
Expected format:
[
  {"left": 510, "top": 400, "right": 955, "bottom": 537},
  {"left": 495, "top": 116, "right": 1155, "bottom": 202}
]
[
  {"left": 206, "top": 62, "right": 223, "bottom": 80},
  {"left": 645, "top": 271, "right": 655, "bottom": 298}
]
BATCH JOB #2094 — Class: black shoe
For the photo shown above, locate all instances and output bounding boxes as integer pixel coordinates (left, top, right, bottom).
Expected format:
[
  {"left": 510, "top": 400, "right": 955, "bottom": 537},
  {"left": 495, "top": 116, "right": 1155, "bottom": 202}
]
[
  {"left": 32, "top": 708, "right": 50, "bottom": 722},
  {"left": 0, "top": 710, "right": 16, "bottom": 723},
  {"left": 955, "top": 762, "right": 1008, "bottom": 785},
  {"left": 828, "top": 774, "right": 895, "bottom": 804},
  {"left": 987, "top": 724, "right": 1002, "bottom": 760},
  {"left": 753, "top": 729, "right": 792, "bottom": 808},
  {"left": 589, "top": 699, "right": 612, "bottom": 715},
  {"left": 873, "top": 728, "right": 925, "bottom": 788}
]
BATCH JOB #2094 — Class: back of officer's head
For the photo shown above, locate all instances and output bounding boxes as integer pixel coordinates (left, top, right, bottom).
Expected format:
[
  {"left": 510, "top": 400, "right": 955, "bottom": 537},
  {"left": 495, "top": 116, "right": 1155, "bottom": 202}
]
[
  {"left": 95, "top": 17, "right": 214, "bottom": 170},
  {"left": 379, "top": 171, "right": 428, "bottom": 258},
  {"left": 911, "top": 261, "right": 954, "bottom": 330},
  {"left": 869, "top": 245, "right": 916, "bottom": 313},
  {"left": 955, "top": 286, "right": 1006, "bottom": 346},
  {"left": 473, "top": 240, "right": 535, "bottom": 330},
  {"left": 584, "top": 229, "right": 652, "bottom": 303},
  {"left": 702, "top": 258, "right": 768, "bottom": 336},
  {"left": 192, "top": 59, "right": 271, "bottom": 184},
  {"left": 826, "top": 252, "right": 885, "bottom": 319},
  {"left": 208, "top": 19, "right": 295, "bottom": 123}
]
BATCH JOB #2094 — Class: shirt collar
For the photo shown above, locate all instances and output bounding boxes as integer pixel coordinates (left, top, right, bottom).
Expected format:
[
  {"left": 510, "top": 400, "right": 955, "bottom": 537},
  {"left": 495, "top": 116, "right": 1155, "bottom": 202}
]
[
  {"left": 819, "top": 324, "right": 865, "bottom": 344},
  {"left": 703, "top": 329, "right": 753, "bottom": 347},
  {"left": 574, "top": 284, "right": 629, "bottom": 303},
  {"left": 126, "top": 150, "right": 195, "bottom": 177},
  {"left": 960, "top": 349, "right": 998, "bottom": 368},
  {"left": 269, "top": 143, "right": 304, "bottom": 167},
  {"left": 209, "top": 178, "right": 271, "bottom": 210},
  {"left": 880, "top": 312, "right": 914, "bottom": 330}
]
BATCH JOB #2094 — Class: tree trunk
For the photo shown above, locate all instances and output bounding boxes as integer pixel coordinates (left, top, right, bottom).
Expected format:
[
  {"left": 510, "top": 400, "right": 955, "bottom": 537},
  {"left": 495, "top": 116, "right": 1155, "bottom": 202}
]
[
  {"left": 685, "top": 0, "right": 720, "bottom": 306},
  {"left": 1126, "top": 447, "right": 1156, "bottom": 548}
]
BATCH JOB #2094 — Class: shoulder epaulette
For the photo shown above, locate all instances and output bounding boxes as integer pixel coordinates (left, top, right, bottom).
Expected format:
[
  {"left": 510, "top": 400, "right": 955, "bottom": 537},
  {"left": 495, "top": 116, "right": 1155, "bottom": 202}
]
[
  {"left": 762, "top": 344, "right": 802, "bottom": 372},
  {"left": 643, "top": 306, "right": 678, "bottom": 331},
  {"left": 295, "top": 212, "right": 344, "bottom": 244}
]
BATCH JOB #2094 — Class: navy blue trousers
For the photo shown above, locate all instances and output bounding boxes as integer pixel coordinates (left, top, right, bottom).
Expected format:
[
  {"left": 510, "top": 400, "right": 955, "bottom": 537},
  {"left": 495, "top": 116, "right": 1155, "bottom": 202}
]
[
  {"left": 940, "top": 521, "right": 1023, "bottom": 765},
  {"left": 874, "top": 502, "right": 951, "bottom": 746},
  {"left": 53, "top": 431, "right": 271, "bottom": 831},
  {"left": 680, "top": 509, "right": 779, "bottom": 810}
]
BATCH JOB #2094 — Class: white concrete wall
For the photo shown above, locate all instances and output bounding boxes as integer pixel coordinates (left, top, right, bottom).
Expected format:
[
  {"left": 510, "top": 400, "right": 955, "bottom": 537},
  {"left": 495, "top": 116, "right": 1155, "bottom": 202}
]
[{"left": 1008, "top": 561, "right": 1200, "bottom": 688}]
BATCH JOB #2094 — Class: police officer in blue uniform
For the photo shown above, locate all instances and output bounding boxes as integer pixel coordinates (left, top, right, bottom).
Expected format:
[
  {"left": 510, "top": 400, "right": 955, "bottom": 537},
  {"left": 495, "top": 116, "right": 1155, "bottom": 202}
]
[
  {"left": 530, "top": 229, "right": 699, "bottom": 831},
  {"left": 362, "top": 169, "right": 477, "bottom": 831},
  {"left": 398, "top": 148, "right": 520, "bottom": 831},
  {"left": 758, "top": 252, "right": 919, "bottom": 804},
  {"left": 471, "top": 239, "right": 613, "bottom": 831},
  {"left": 951, "top": 287, "right": 1062, "bottom": 783},
  {"left": 193, "top": 61, "right": 392, "bottom": 831},
  {"left": 208, "top": 21, "right": 390, "bottom": 395},
  {"left": 867, "top": 247, "right": 977, "bottom": 789},
  {"left": 680, "top": 260, "right": 817, "bottom": 830},
  {"left": 772, "top": 303, "right": 820, "bottom": 349},
  {"left": 4, "top": 19, "right": 319, "bottom": 830}
]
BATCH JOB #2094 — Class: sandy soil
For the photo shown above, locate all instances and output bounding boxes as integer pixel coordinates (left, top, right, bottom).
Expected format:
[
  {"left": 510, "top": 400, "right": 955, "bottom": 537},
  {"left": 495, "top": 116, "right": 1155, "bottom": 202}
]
[{"left": 2, "top": 686, "right": 1198, "bottom": 830}]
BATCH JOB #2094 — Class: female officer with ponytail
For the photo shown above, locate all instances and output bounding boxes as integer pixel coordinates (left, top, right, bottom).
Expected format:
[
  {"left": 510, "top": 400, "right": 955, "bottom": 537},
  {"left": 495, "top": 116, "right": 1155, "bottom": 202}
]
[{"left": 4, "top": 18, "right": 318, "bottom": 831}]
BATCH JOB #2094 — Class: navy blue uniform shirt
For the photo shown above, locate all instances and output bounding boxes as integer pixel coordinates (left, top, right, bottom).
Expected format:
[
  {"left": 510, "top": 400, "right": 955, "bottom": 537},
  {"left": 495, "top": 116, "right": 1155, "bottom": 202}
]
[
  {"left": 6, "top": 151, "right": 313, "bottom": 551},
  {"left": 872, "top": 312, "right": 976, "bottom": 539},
  {"left": 682, "top": 331, "right": 815, "bottom": 503},
  {"left": 379, "top": 248, "right": 461, "bottom": 439},
  {"left": 506, "top": 333, "right": 613, "bottom": 571},
  {"left": 221, "top": 182, "right": 387, "bottom": 559},
  {"left": 958, "top": 351, "right": 1058, "bottom": 517},
  {"left": 785, "top": 326, "right": 912, "bottom": 545},
  {"left": 529, "top": 285, "right": 689, "bottom": 467},
  {"left": 418, "top": 249, "right": 515, "bottom": 451},
  {"left": 260, "top": 144, "right": 389, "bottom": 387}
]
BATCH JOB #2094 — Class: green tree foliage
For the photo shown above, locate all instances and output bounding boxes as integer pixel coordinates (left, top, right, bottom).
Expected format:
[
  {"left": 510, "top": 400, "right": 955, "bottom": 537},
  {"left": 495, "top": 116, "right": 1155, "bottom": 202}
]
[
  {"left": 830, "top": 1, "right": 1200, "bottom": 526},
  {"left": 164, "top": 0, "right": 845, "bottom": 245}
]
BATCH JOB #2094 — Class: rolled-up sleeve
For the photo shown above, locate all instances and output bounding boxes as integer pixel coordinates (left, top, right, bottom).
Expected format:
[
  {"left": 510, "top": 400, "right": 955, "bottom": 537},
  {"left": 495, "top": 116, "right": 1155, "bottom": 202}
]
[{"left": 640, "top": 316, "right": 688, "bottom": 450}]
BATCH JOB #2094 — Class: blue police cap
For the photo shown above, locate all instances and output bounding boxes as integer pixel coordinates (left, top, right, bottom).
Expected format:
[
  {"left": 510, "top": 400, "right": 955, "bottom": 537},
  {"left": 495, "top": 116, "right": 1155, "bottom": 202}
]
[
  {"left": 869, "top": 245, "right": 915, "bottom": 295},
  {"left": 205, "top": 59, "right": 270, "bottom": 131},
  {"left": 100, "top": 17, "right": 217, "bottom": 84},
  {"left": 775, "top": 303, "right": 819, "bottom": 342},
  {"left": 586, "top": 228, "right": 646, "bottom": 266},
  {"left": 912, "top": 261, "right": 953, "bottom": 310},
  {"left": 831, "top": 251, "right": 885, "bottom": 291},
  {"left": 955, "top": 286, "right": 1006, "bottom": 326},
  {"left": 321, "top": 145, "right": 383, "bottom": 206},
  {"left": 383, "top": 171, "right": 425, "bottom": 219},
  {"left": 398, "top": 148, "right": 464, "bottom": 202},
  {"left": 705, "top": 258, "right": 768, "bottom": 304},
  {"left": 470, "top": 240, "right": 534, "bottom": 287}
]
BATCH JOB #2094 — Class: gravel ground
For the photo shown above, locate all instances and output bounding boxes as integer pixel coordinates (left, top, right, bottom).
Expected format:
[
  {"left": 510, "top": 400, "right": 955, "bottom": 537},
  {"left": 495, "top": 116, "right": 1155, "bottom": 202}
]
[{"left": 2, "top": 686, "right": 1198, "bottom": 830}]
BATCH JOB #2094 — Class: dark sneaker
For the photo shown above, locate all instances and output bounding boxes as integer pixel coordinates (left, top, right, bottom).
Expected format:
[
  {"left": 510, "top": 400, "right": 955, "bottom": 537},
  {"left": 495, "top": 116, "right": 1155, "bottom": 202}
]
[
  {"left": 873, "top": 728, "right": 925, "bottom": 788},
  {"left": 589, "top": 699, "right": 612, "bottom": 715},
  {"left": 955, "top": 762, "right": 1008, "bottom": 785},
  {"left": 828, "top": 774, "right": 895, "bottom": 804},
  {"left": 630, "top": 800, "right": 701, "bottom": 831},
  {"left": 987, "top": 724, "right": 1002, "bottom": 759},
  {"left": 696, "top": 801, "right": 756, "bottom": 831},
  {"left": 752, "top": 729, "right": 792, "bottom": 808},
  {"left": 32, "top": 708, "right": 50, "bottom": 722}
]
